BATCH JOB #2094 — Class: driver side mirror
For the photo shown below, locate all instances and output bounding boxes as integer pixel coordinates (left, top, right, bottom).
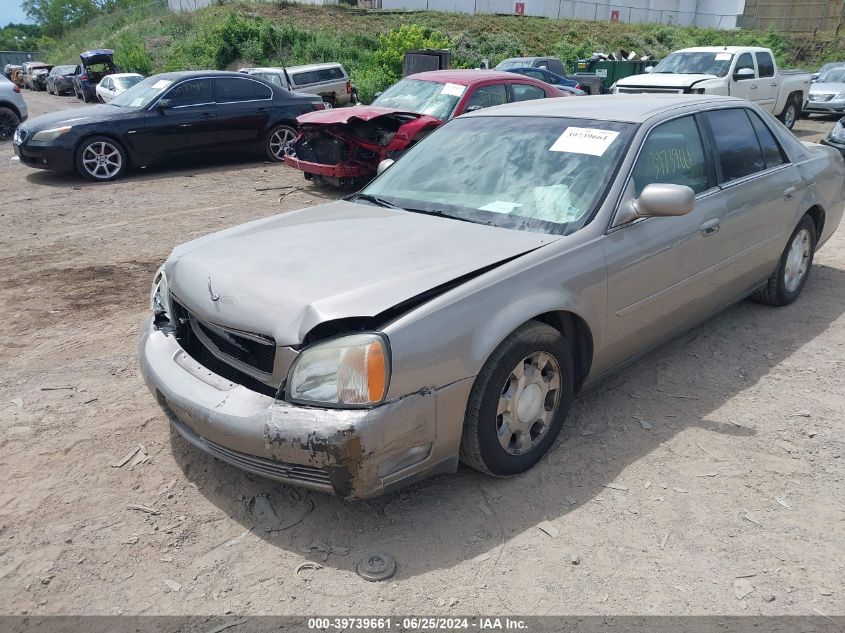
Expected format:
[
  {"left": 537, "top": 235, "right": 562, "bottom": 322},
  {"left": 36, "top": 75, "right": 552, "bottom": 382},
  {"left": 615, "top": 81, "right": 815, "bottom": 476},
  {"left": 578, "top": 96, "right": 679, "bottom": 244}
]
[
  {"left": 733, "top": 67, "right": 755, "bottom": 81},
  {"left": 154, "top": 98, "right": 171, "bottom": 111},
  {"left": 633, "top": 183, "right": 695, "bottom": 217},
  {"left": 464, "top": 105, "right": 483, "bottom": 113},
  {"left": 376, "top": 159, "right": 394, "bottom": 175},
  {"left": 644, "top": 66, "right": 654, "bottom": 73}
]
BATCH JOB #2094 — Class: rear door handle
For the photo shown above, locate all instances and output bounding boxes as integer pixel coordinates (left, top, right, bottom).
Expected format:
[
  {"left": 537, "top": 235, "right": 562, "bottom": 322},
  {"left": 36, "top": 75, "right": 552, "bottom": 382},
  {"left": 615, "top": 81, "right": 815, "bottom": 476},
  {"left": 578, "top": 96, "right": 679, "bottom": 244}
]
[
  {"left": 198, "top": 112, "right": 214, "bottom": 119},
  {"left": 783, "top": 186, "right": 797, "bottom": 200},
  {"left": 700, "top": 218, "right": 720, "bottom": 236}
]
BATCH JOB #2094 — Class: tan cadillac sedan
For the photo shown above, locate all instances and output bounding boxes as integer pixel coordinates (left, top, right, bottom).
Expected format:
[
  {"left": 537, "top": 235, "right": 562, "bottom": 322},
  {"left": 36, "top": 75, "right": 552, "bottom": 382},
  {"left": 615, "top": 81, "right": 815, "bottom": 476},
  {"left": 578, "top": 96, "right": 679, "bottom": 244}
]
[{"left": 141, "top": 95, "right": 845, "bottom": 500}]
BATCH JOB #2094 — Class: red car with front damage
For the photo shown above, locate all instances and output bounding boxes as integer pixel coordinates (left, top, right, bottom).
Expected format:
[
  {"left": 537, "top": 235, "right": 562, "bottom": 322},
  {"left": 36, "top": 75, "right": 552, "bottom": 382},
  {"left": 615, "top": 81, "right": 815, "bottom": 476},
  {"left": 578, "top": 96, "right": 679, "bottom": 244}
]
[{"left": 284, "top": 69, "right": 570, "bottom": 187}]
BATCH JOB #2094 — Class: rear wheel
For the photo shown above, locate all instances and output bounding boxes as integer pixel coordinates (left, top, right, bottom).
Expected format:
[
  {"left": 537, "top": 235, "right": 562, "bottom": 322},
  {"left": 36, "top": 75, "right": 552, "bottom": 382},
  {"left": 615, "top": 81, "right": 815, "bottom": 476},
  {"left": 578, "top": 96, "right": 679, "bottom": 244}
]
[
  {"left": 75, "top": 136, "right": 127, "bottom": 181},
  {"left": 0, "top": 107, "right": 20, "bottom": 141},
  {"left": 778, "top": 96, "right": 799, "bottom": 130},
  {"left": 752, "top": 215, "right": 816, "bottom": 306},
  {"left": 265, "top": 124, "right": 297, "bottom": 162},
  {"left": 460, "top": 321, "right": 574, "bottom": 476}
]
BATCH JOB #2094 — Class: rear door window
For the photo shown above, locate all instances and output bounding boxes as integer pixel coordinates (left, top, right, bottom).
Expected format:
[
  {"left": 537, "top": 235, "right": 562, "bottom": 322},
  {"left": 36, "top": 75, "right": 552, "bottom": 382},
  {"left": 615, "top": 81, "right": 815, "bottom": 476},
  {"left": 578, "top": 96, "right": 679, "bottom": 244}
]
[
  {"left": 215, "top": 77, "right": 272, "bottom": 102},
  {"left": 630, "top": 115, "right": 710, "bottom": 196},
  {"left": 747, "top": 110, "right": 786, "bottom": 169},
  {"left": 755, "top": 52, "right": 775, "bottom": 78},
  {"left": 703, "top": 108, "right": 767, "bottom": 182}
]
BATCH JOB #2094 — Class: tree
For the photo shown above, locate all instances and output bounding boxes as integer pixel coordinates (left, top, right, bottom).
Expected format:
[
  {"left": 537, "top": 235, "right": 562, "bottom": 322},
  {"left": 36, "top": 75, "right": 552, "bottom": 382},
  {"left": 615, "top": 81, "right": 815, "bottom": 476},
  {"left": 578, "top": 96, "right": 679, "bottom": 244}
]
[{"left": 21, "top": 0, "right": 98, "bottom": 38}]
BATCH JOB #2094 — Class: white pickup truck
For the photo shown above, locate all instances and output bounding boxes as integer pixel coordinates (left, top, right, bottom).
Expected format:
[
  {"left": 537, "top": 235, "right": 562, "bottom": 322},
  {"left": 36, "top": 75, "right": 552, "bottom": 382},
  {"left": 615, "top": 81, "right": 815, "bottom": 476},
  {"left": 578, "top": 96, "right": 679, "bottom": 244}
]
[{"left": 612, "top": 46, "right": 811, "bottom": 130}]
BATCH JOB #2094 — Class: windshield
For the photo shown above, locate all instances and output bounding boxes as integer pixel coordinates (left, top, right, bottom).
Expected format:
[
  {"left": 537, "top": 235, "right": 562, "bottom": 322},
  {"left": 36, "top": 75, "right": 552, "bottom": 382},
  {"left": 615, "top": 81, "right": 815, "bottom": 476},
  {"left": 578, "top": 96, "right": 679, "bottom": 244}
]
[
  {"left": 818, "top": 68, "right": 845, "bottom": 83},
  {"left": 496, "top": 60, "right": 526, "bottom": 69},
  {"left": 51, "top": 65, "right": 76, "bottom": 75},
  {"left": 115, "top": 75, "right": 144, "bottom": 89},
  {"left": 371, "top": 79, "right": 463, "bottom": 120},
  {"left": 110, "top": 76, "right": 173, "bottom": 108},
  {"left": 362, "top": 116, "right": 634, "bottom": 235},
  {"left": 652, "top": 52, "right": 733, "bottom": 77}
]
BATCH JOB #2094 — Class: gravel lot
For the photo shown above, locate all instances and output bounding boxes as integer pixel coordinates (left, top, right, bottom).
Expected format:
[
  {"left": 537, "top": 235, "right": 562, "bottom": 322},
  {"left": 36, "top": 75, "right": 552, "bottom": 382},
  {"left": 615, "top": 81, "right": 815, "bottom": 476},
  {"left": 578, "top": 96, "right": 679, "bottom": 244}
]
[{"left": 1, "top": 89, "right": 843, "bottom": 617}]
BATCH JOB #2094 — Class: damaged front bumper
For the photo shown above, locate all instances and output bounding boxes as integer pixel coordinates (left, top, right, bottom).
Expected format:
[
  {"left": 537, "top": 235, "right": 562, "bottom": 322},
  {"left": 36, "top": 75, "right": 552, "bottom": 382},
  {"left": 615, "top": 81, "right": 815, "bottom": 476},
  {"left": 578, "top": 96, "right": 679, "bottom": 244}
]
[
  {"left": 139, "top": 318, "right": 466, "bottom": 500},
  {"left": 283, "top": 154, "right": 370, "bottom": 178}
]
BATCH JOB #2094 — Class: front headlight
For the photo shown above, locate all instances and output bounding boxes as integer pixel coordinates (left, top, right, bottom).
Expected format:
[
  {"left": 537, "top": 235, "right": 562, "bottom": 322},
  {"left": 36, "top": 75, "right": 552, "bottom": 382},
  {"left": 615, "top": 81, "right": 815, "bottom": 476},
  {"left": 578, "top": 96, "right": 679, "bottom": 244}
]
[
  {"left": 829, "top": 122, "right": 845, "bottom": 143},
  {"left": 287, "top": 333, "right": 390, "bottom": 407},
  {"left": 835, "top": 92, "right": 845, "bottom": 100},
  {"left": 32, "top": 126, "right": 72, "bottom": 142},
  {"left": 149, "top": 265, "right": 171, "bottom": 317}
]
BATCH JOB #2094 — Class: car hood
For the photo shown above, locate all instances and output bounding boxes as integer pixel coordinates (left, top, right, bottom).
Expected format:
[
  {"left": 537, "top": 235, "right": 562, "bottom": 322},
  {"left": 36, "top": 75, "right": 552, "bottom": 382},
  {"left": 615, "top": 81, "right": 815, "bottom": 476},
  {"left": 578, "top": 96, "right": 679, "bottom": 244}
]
[
  {"left": 298, "top": 106, "right": 440, "bottom": 125},
  {"left": 810, "top": 82, "right": 845, "bottom": 94},
  {"left": 617, "top": 73, "right": 718, "bottom": 88},
  {"left": 20, "top": 104, "right": 132, "bottom": 131},
  {"left": 166, "top": 200, "right": 559, "bottom": 346}
]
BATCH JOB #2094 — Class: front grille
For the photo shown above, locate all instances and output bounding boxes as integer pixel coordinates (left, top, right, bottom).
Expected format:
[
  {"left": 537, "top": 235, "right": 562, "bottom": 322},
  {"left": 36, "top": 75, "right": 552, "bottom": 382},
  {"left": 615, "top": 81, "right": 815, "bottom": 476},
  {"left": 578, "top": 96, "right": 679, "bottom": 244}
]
[
  {"left": 617, "top": 87, "right": 683, "bottom": 94},
  {"left": 195, "top": 320, "right": 275, "bottom": 373},
  {"left": 170, "top": 299, "right": 279, "bottom": 397}
]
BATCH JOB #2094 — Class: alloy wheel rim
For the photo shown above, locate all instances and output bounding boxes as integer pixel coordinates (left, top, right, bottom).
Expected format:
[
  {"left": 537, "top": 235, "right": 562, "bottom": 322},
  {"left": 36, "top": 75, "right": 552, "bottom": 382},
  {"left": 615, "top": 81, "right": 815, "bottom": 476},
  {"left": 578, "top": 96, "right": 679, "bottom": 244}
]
[
  {"left": 269, "top": 128, "right": 296, "bottom": 159},
  {"left": 783, "top": 228, "right": 810, "bottom": 293},
  {"left": 784, "top": 104, "right": 796, "bottom": 128},
  {"left": 496, "top": 351, "right": 561, "bottom": 455},
  {"left": 0, "top": 111, "right": 17, "bottom": 140},
  {"left": 81, "top": 141, "right": 122, "bottom": 179}
]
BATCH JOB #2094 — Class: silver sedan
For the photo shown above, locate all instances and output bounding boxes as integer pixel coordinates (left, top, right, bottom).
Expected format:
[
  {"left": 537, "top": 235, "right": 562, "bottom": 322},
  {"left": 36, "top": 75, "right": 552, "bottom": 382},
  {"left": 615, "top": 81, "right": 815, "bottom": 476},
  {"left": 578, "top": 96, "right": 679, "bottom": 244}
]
[{"left": 140, "top": 95, "right": 845, "bottom": 500}]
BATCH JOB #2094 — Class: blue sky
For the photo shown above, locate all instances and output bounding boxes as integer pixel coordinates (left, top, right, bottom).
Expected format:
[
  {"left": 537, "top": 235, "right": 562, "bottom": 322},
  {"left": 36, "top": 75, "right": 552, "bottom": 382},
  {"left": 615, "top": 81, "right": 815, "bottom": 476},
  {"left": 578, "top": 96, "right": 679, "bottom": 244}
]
[{"left": 2, "top": 0, "right": 31, "bottom": 25}]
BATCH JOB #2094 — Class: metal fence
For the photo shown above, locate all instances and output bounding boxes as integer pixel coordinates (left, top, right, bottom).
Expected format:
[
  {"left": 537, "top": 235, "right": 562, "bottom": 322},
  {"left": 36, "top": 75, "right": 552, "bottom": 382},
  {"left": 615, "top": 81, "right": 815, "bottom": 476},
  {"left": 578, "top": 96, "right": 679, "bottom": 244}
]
[
  {"left": 741, "top": 0, "right": 845, "bottom": 34},
  {"left": 86, "top": 0, "right": 168, "bottom": 26},
  {"left": 373, "top": 0, "right": 742, "bottom": 30}
]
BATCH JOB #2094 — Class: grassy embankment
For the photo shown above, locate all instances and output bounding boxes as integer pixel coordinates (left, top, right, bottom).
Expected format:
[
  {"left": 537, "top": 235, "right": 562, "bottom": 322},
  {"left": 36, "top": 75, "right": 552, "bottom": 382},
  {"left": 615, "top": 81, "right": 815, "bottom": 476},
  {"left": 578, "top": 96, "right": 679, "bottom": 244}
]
[{"left": 43, "top": 1, "right": 845, "bottom": 103}]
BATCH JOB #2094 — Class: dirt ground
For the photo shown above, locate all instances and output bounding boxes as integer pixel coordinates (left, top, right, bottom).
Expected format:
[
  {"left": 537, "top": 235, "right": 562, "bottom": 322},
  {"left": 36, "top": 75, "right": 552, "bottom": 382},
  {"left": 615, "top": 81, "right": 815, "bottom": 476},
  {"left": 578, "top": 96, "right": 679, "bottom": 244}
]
[{"left": 1, "top": 89, "right": 843, "bottom": 618}]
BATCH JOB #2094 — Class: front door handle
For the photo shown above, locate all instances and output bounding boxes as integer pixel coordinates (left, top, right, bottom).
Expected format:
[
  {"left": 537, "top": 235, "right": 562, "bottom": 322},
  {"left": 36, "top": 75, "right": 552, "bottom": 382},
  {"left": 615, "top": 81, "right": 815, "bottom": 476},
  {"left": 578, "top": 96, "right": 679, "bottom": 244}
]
[
  {"left": 749, "top": 85, "right": 758, "bottom": 90},
  {"left": 700, "top": 218, "right": 720, "bottom": 236},
  {"left": 783, "top": 186, "right": 797, "bottom": 200},
  {"left": 198, "top": 112, "right": 214, "bottom": 119}
]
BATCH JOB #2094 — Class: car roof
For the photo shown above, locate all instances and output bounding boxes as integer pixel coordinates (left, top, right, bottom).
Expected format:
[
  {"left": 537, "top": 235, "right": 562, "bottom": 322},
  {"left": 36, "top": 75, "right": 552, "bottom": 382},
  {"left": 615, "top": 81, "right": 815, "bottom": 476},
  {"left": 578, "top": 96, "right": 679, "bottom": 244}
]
[
  {"left": 674, "top": 46, "right": 771, "bottom": 54},
  {"left": 240, "top": 67, "right": 285, "bottom": 73},
  {"left": 463, "top": 93, "right": 746, "bottom": 122},
  {"left": 148, "top": 70, "right": 266, "bottom": 81},
  {"left": 406, "top": 69, "right": 538, "bottom": 85}
]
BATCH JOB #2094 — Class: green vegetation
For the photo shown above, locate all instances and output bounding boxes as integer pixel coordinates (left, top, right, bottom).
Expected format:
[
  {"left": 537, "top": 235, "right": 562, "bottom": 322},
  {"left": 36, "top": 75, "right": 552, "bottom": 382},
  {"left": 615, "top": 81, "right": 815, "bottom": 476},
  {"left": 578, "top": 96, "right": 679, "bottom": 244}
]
[
  {"left": 38, "top": 1, "right": 845, "bottom": 103},
  {"left": 0, "top": 22, "right": 42, "bottom": 51}
]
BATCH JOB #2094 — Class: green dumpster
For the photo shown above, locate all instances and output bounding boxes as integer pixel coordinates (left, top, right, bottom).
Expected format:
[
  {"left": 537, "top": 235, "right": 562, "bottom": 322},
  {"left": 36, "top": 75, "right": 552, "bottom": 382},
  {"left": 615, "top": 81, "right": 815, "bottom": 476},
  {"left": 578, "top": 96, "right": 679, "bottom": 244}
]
[{"left": 574, "top": 59, "right": 654, "bottom": 94}]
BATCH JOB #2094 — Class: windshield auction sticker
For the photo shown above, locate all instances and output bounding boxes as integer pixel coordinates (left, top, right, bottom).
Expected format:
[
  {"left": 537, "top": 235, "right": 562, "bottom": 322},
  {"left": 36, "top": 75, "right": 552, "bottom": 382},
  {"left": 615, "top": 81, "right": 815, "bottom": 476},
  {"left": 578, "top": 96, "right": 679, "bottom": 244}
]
[
  {"left": 440, "top": 82, "right": 466, "bottom": 97},
  {"left": 151, "top": 79, "right": 172, "bottom": 90},
  {"left": 549, "top": 127, "right": 620, "bottom": 156}
]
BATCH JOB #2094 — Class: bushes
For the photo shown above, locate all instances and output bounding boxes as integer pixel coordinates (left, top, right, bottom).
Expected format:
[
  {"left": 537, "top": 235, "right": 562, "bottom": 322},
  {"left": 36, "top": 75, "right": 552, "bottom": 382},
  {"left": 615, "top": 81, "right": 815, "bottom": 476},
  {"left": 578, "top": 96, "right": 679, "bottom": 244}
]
[
  {"left": 113, "top": 32, "right": 153, "bottom": 75},
  {"left": 375, "top": 24, "right": 450, "bottom": 80}
]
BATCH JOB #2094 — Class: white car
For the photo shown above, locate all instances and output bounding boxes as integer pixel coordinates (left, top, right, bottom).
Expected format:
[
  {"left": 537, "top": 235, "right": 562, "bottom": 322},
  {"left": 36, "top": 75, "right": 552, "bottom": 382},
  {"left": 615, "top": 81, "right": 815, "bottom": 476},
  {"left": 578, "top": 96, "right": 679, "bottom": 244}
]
[{"left": 95, "top": 73, "right": 144, "bottom": 103}]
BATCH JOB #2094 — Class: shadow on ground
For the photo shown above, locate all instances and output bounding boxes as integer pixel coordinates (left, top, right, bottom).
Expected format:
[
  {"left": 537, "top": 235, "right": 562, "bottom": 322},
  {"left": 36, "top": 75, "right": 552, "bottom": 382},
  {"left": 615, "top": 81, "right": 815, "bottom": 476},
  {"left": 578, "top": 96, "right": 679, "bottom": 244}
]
[{"left": 167, "top": 263, "right": 845, "bottom": 578}]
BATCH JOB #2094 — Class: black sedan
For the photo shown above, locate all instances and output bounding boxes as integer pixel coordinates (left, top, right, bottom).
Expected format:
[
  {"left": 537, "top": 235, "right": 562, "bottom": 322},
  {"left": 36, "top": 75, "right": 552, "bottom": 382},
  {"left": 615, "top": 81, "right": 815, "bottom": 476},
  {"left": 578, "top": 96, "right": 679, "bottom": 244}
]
[
  {"left": 46, "top": 65, "right": 80, "bottom": 95},
  {"left": 12, "top": 70, "right": 325, "bottom": 181}
]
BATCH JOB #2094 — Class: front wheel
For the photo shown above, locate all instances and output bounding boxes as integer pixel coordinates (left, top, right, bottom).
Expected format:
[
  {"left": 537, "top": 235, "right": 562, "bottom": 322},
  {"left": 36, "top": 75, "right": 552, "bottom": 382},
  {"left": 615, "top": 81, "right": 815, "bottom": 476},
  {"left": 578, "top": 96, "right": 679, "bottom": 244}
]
[
  {"left": 460, "top": 321, "right": 574, "bottom": 476},
  {"left": 75, "top": 136, "right": 127, "bottom": 181},
  {"left": 265, "top": 124, "right": 297, "bottom": 162},
  {"left": 752, "top": 215, "right": 817, "bottom": 306},
  {"left": 0, "top": 107, "right": 20, "bottom": 141},
  {"left": 779, "top": 98, "right": 799, "bottom": 130}
]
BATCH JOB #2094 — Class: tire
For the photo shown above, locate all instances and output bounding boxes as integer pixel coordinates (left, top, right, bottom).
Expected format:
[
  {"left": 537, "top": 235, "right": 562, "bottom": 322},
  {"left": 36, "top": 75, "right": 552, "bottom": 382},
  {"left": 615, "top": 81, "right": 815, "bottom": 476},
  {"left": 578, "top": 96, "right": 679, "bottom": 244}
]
[
  {"left": 74, "top": 136, "right": 128, "bottom": 182},
  {"left": 752, "top": 214, "right": 817, "bottom": 307},
  {"left": 0, "top": 106, "right": 20, "bottom": 141},
  {"left": 460, "top": 321, "right": 574, "bottom": 476},
  {"left": 265, "top": 124, "right": 297, "bottom": 162},
  {"left": 778, "top": 96, "right": 799, "bottom": 130}
]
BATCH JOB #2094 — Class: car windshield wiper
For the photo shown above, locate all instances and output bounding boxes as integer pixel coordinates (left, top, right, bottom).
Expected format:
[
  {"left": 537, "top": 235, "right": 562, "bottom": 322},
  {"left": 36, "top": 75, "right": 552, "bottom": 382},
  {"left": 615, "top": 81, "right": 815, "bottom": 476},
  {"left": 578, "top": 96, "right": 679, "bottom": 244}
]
[
  {"left": 401, "top": 206, "right": 497, "bottom": 227},
  {"left": 346, "top": 193, "right": 401, "bottom": 209}
]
